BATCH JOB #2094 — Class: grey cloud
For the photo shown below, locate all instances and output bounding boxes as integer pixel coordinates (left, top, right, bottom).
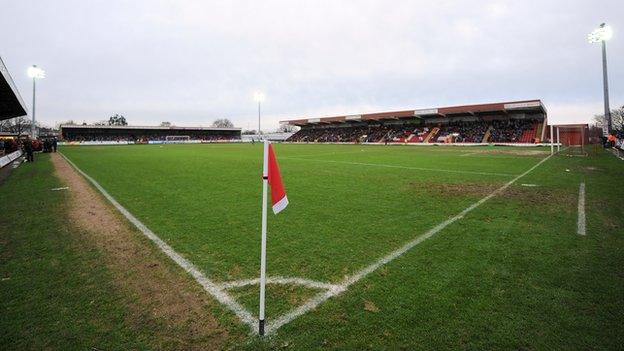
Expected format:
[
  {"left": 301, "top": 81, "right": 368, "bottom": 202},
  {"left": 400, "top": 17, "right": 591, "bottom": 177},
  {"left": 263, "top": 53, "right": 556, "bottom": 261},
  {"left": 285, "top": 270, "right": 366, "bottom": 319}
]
[{"left": 1, "top": 0, "right": 621, "bottom": 129}]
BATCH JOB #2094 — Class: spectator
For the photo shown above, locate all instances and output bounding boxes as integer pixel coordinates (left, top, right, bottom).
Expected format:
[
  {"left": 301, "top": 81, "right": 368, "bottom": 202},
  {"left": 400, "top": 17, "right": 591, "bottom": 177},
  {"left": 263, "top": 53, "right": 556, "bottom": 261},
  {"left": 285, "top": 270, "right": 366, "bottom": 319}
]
[{"left": 23, "top": 137, "right": 34, "bottom": 162}]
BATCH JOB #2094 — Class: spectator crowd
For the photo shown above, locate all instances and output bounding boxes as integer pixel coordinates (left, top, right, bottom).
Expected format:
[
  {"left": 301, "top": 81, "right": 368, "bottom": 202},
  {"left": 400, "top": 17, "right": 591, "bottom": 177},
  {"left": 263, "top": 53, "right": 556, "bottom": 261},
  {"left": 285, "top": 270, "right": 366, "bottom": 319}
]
[{"left": 287, "top": 119, "right": 540, "bottom": 144}]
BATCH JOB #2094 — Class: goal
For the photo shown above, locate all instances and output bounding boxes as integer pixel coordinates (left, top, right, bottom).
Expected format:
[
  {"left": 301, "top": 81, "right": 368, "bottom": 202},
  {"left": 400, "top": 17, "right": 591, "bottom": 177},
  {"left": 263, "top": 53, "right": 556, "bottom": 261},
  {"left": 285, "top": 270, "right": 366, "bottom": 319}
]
[
  {"left": 553, "top": 125, "right": 588, "bottom": 157},
  {"left": 165, "top": 135, "right": 191, "bottom": 142}
]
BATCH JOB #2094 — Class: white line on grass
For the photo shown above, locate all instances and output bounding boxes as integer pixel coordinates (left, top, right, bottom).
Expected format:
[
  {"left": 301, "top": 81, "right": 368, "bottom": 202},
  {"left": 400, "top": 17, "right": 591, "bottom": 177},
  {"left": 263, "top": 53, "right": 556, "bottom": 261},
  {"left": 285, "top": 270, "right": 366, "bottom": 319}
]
[
  {"left": 578, "top": 182, "right": 586, "bottom": 236},
  {"left": 220, "top": 276, "right": 341, "bottom": 291},
  {"left": 266, "top": 154, "right": 553, "bottom": 335},
  {"left": 280, "top": 157, "right": 517, "bottom": 177},
  {"left": 58, "top": 153, "right": 259, "bottom": 333}
]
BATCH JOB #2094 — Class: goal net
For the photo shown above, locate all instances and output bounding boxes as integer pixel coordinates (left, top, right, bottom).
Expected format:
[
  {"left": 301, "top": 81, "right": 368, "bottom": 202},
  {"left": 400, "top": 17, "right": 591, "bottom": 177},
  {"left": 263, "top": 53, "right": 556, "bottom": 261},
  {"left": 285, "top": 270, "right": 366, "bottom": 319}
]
[
  {"left": 165, "top": 135, "right": 191, "bottom": 142},
  {"left": 555, "top": 125, "right": 588, "bottom": 157}
]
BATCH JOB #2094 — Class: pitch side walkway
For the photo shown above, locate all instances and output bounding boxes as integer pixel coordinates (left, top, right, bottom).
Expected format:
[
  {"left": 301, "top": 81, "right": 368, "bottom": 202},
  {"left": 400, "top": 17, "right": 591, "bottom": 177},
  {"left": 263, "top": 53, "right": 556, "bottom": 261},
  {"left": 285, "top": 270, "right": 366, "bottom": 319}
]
[{"left": 0, "top": 155, "right": 24, "bottom": 186}]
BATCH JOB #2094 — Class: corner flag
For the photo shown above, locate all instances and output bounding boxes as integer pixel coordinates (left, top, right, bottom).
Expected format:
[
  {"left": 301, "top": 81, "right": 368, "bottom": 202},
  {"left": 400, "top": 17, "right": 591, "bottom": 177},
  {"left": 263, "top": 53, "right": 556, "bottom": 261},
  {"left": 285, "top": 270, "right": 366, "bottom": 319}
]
[
  {"left": 259, "top": 140, "right": 288, "bottom": 336},
  {"left": 268, "top": 143, "right": 288, "bottom": 214}
]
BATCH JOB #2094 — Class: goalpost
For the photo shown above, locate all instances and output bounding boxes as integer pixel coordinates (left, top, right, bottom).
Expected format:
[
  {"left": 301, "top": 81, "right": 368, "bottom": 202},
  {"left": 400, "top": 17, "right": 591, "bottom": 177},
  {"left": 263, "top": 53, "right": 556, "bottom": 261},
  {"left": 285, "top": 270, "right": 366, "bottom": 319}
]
[
  {"left": 165, "top": 135, "right": 191, "bottom": 143},
  {"left": 556, "top": 125, "right": 587, "bottom": 157}
]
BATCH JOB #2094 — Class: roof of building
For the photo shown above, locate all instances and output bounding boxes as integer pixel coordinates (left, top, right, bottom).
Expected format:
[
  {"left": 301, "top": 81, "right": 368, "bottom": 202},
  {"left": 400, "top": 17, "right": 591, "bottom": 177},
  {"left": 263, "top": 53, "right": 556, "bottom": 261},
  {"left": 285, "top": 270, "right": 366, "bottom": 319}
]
[
  {"left": 59, "top": 124, "right": 241, "bottom": 131},
  {"left": 0, "top": 56, "right": 28, "bottom": 120},
  {"left": 281, "top": 99, "right": 547, "bottom": 126}
]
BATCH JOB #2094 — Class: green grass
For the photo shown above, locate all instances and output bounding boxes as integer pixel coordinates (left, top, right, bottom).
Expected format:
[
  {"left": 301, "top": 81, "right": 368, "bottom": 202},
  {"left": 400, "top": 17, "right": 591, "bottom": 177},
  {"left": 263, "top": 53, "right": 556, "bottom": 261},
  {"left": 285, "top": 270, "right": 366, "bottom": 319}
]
[
  {"left": 0, "top": 155, "right": 150, "bottom": 350},
  {"left": 52, "top": 144, "right": 624, "bottom": 349}
]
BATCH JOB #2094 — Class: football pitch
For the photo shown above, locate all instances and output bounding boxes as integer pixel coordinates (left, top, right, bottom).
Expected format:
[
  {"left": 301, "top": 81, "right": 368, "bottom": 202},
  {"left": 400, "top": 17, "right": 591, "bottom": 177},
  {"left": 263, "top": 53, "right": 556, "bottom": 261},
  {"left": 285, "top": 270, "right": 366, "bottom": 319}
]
[{"left": 58, "top": 143, "right": 623, "bottom": 349}]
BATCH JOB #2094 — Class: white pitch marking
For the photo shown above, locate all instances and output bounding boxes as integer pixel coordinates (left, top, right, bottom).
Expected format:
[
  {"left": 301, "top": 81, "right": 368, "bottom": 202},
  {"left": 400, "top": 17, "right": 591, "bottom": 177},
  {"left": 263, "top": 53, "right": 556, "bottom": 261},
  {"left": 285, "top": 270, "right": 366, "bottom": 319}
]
[
  {"left": 577, "top": 182, "right": 586, "bottom": 236},
  {"left": 520, "top": 183, "right": 538, "bottom": 187},
  {"left": 220, "top": 276, "right": 340, "bottom": 291},
  {"left": 59, "top": 153, "right": 258, "bottom": 333},
  {"left": 281, "top": 157, "right": 517, "bottom": 177},
  {"left": 266, "top": 154, "right": 553, "bottom": 335},
  {"left": 51, "top": 186, "right": 70, "bottom": 191}
]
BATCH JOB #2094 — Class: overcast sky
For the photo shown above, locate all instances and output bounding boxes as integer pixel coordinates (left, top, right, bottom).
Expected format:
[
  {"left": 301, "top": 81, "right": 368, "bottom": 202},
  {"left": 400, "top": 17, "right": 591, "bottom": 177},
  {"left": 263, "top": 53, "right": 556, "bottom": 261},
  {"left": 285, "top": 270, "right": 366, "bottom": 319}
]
[{"left": 1, "top": 0, "right": 622, "bottom": 130}]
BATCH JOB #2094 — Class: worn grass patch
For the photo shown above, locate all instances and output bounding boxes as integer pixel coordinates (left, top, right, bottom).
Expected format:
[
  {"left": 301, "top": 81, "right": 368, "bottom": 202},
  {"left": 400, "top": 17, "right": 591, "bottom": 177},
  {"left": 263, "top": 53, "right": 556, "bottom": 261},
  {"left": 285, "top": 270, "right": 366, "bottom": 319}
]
[
  {"left": 0, "top": 155, "right": 148, "bottom": 350},
  {"left": 230, "top": 284, "right": 324, "bottom": 319}
]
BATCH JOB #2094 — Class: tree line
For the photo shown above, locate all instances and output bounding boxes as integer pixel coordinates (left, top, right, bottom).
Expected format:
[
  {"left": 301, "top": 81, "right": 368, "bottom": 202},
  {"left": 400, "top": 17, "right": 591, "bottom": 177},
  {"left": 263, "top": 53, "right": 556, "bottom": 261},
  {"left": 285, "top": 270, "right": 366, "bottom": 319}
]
[{"left": 593, "top": 105, "right": 624, "bottom": 132}]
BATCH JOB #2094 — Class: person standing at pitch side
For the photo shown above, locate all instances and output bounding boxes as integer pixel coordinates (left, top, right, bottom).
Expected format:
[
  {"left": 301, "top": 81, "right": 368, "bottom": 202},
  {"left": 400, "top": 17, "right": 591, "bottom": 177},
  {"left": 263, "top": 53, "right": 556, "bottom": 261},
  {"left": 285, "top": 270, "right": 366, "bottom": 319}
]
[{"left": 24, "top": 137, "right": 34, "bottom": 162}]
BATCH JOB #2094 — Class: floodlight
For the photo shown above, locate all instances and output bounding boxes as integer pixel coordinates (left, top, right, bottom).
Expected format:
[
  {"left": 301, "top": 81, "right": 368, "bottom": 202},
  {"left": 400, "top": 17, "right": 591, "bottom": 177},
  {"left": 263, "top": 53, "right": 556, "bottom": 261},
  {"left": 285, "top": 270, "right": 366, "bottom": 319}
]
[
  {"left": 253, "top": 91, "right": 265, "bottom": 103},
  {"left": 588, "top": 23, "right": 614, "bottom": 134},
  {"left": 588, "top": 23, "right": 613, "bottom": 43},
  {"left": 27, "top": 65, "right": 46, "bottom": 79}
]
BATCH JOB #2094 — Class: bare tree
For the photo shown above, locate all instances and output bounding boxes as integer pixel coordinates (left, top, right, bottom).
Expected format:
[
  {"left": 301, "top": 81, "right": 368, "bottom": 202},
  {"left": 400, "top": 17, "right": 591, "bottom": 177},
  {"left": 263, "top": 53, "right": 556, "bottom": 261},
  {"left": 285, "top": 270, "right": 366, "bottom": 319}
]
[
  {"left": 242, "top": 129, "right": 257, "bottom": 135},
  {"left": 160, "top": 121, "right": 172, "bottom": 127},
  {"left": 0, "top": 119, "right": 11, "bottom": 132},
  {"left": 592, "top": 114, "right": 605, "bottom": 128},
  {"left": 277, "top": 124, "right": 299, "bottom": 133},
  {"left": 108, "top": 114, "right": 128, "bottom": 126},
  {"left": 4, "top": 117, "right": 33, "bottom": 135},
  {"left": 211, "top": 118, "right": 234, "bottom": 128},
  {"left": 593, "top": 105, "right": 624, "bottom": 131}
]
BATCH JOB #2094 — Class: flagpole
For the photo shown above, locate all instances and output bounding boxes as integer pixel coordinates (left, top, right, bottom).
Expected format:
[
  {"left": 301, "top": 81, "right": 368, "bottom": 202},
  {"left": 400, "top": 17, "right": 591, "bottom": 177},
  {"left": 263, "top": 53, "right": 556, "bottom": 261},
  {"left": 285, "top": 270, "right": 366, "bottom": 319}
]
[{"left": 259, "top": 140, "right": 269, "bottom": 336}]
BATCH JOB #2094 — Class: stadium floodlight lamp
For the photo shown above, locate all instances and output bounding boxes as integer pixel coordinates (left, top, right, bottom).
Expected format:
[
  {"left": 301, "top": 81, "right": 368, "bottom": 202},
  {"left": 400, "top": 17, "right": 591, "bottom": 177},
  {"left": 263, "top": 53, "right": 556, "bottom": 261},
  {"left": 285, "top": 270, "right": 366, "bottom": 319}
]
[
  {"left": 588, "top": 23, "right": 613, "bottom": 43},
  {"left": 27, "top": 65, "right": 46, "bottom": 79},
  {"left": 253, "top": 91, "right": 265, "bottom": 103}
]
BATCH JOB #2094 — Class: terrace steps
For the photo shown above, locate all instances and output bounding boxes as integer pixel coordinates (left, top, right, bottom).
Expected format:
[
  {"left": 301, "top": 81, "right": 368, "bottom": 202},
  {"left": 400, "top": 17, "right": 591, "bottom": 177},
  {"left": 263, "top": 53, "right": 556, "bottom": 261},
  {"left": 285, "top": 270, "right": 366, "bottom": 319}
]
[
  {"left": 424, "top": 127, "right": 440, "bottom": 143},
  {"left": 519, "top": 123, "right": 539, "bottom": 143},
  {"left": 482, "top": 126, "right": 493, "bottom": 143},
  {"left": 535, "top": 121, "right": 545, "bottom": 142}
]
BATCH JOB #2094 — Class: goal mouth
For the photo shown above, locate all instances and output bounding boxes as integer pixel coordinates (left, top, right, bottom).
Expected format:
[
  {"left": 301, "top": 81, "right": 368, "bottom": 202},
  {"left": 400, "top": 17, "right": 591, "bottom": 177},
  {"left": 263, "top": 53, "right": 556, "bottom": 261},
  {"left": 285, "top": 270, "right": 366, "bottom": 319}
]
[{"left": 165, "top": 135, "right": 191, "bottom": 143}]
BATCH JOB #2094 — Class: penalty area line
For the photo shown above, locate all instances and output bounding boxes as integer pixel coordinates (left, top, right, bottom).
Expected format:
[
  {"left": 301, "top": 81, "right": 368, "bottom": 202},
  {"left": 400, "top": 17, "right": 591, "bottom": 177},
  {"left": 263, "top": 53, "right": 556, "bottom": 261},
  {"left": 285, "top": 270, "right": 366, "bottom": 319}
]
[
  {"left": 58, "top": 153, "right": 258, "bottom": 334},
  {"left": 266, "top": 153, "right": 553, "bottom": 335}
]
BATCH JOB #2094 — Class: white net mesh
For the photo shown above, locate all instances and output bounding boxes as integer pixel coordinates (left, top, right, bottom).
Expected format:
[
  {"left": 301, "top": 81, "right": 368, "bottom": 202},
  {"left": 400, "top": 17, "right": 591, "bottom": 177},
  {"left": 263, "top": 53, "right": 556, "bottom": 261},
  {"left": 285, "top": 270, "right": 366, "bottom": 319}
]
[{"left": 165, "top": 135, "right": 191, "bottom": 141}]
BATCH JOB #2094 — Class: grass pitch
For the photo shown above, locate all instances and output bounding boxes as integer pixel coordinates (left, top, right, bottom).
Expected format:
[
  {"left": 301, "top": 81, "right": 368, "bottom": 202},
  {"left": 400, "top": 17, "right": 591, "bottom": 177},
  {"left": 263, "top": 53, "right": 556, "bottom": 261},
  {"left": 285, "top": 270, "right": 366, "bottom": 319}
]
[{"left": 53, "top": 144, "right": 624, "bottom": 349}]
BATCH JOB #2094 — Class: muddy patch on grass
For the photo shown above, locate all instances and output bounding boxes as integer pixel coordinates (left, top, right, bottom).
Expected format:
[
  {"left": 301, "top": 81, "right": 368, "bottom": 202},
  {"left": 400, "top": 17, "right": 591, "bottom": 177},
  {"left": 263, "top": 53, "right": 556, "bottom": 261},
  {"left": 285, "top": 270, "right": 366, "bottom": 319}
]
[
  {"left": 408, "top": 181, "right": 500, "bottom": 198},
  {"left": 0, "top": 238, "right": 11, "bottom": 261},
  {"left": 578, "top": 166, "right": 603, "bottom": 174},
  {"left": 51, "top": 154, "right": 233, "bottom": 350},
  {"left": 408, "top": 181, "right": 574, "bottom": 203}
]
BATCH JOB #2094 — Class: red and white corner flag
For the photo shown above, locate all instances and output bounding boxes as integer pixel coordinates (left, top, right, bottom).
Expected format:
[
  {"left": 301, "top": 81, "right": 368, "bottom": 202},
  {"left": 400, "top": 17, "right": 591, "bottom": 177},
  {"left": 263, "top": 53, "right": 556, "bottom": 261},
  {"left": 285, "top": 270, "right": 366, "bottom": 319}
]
[
  {"left": 267, "top": 143, "right": 288, "bottom": 214},
  {"left": 258, "top": 140, "right": 288, "bottom": 336}
]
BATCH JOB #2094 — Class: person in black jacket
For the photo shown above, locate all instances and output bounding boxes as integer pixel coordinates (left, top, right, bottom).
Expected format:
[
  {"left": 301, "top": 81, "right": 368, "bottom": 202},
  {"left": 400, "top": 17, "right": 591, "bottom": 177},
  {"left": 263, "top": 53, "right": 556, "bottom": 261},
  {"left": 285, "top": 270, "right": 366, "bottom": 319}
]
[{"left": 23, "top": 138, "right": 34, "bottom": 162}]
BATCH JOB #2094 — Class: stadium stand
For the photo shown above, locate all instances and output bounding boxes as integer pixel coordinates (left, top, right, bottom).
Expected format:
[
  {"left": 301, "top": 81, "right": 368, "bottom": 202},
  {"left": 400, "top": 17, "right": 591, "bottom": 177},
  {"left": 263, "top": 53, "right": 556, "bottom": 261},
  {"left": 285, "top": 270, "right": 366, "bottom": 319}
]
[
  {"left": 0, "top": 56, "right": 27, "bottom": 161},
  {"left": 0, "top": 56, "right": 28, "bottom": 121},
  {"left": 283, "top": 100, "right": 548, "bottom": 144},
  {"left": 60, "top": 124, "right": 242, "bottom": 144}
]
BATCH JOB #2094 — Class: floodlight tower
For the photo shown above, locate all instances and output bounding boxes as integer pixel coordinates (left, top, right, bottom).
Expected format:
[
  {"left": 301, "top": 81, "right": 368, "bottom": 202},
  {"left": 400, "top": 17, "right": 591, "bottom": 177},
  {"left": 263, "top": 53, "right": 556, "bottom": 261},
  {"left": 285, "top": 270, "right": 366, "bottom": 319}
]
[
  {"left": 253, "top": 91, "right": 265, "bottom": 137},
  {"left": 27, "top": 65, "right": 46, "bottom": 138},
  {"left": 588, "top": 23, "right": 613, "bottom": 134}
]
